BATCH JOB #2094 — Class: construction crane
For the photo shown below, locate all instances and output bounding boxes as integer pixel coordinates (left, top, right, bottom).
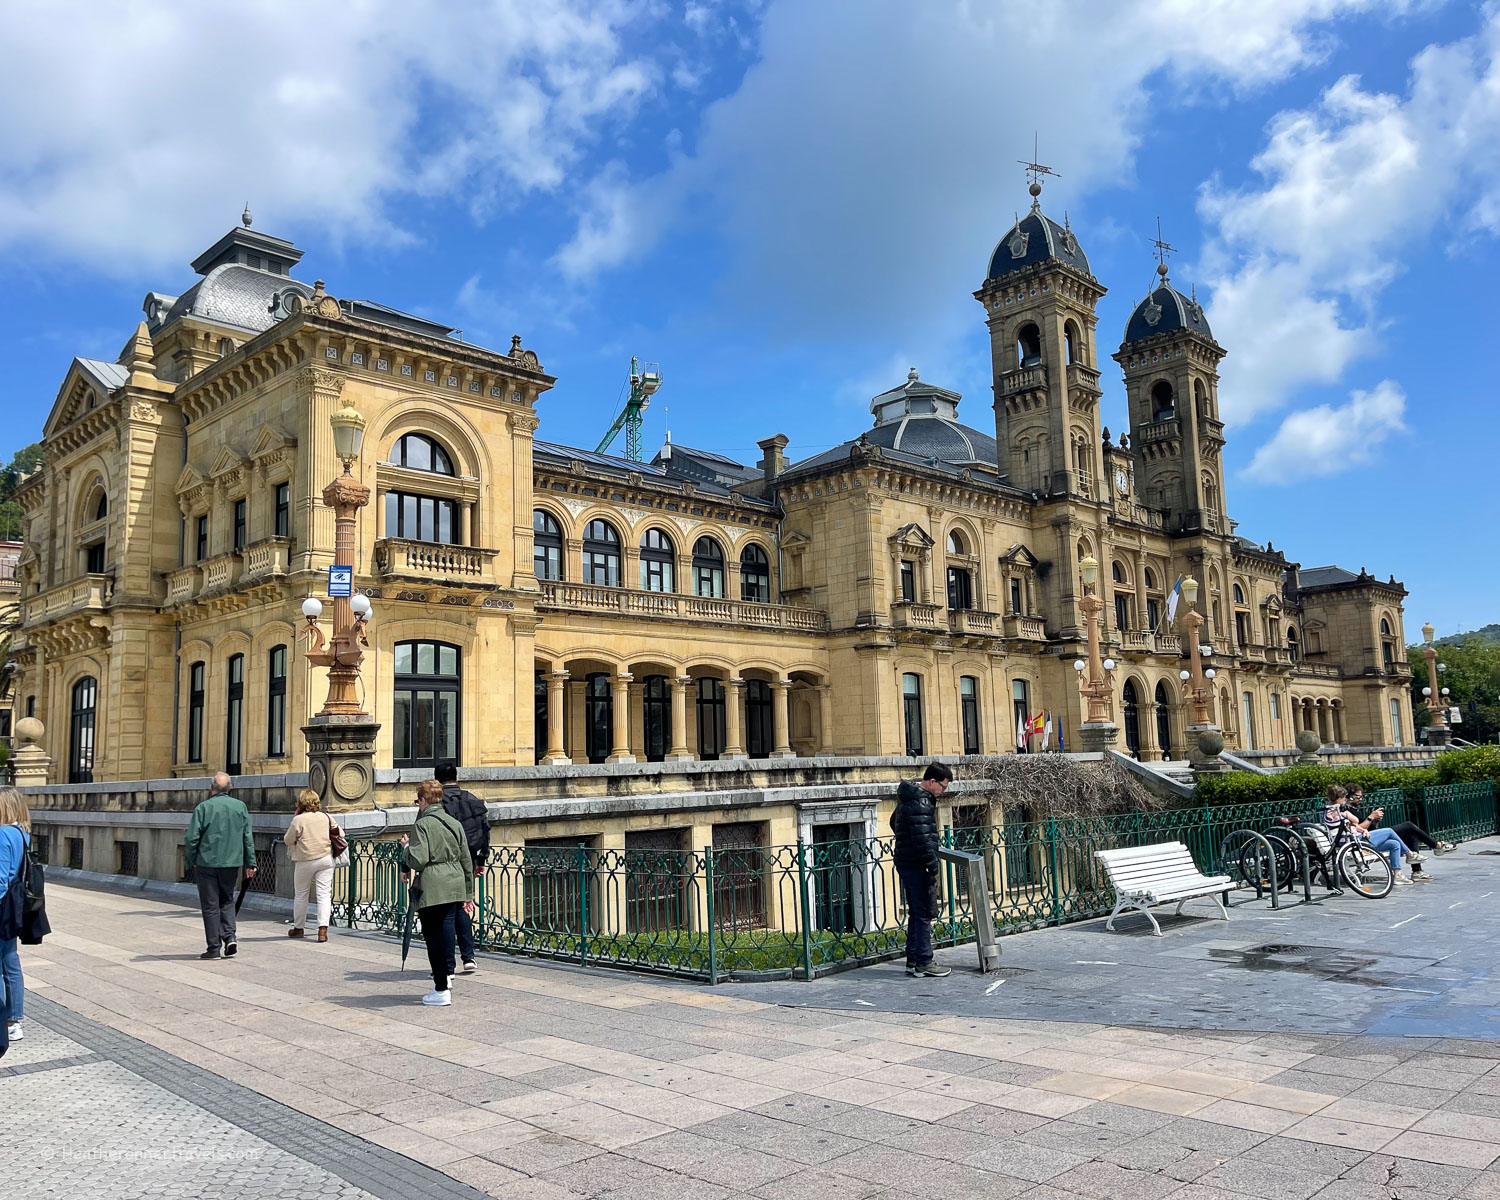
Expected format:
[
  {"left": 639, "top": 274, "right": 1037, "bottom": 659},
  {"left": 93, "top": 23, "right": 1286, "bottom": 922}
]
[{"left": 596, "top": 356, "right": 662, "bottom": 461}]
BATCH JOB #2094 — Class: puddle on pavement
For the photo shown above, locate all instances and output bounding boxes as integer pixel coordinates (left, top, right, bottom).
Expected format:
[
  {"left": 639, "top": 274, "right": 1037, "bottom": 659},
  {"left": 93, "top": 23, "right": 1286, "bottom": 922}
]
[{"left": 1207, "top": 942, "right": 1393, "bottom": 985}]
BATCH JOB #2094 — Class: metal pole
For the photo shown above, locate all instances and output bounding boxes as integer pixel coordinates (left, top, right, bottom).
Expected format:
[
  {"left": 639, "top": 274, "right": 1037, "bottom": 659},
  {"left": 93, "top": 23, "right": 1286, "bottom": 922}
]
[
  {"left": 795, "top": 840, "right": 815, "bottom": 981},
  {"left": 704, "top": 850, "right": 719, "bottom": 986}
]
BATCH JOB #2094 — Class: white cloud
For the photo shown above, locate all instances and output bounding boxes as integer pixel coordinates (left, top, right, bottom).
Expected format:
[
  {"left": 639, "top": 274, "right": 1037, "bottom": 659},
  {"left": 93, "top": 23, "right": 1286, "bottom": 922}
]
[
  {"left": 0, "top": 0, "right": 657, "bottom": 270},
  {"left": 1244, "top": 379, "right": 1406, "bottom": 482},
  {"left": 1201, "top": 10, "right": 1500, "bottom": 427}
]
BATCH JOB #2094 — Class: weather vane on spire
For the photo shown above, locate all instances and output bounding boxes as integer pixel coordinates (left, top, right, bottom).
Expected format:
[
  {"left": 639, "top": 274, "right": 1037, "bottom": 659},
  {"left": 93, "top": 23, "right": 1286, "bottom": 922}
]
[
  {"left": 1017, "top": 133, "right": 1059, "bottom": 207},
  {"left": 1152, "top": 216, "right": 1175, "bottom": 280}
]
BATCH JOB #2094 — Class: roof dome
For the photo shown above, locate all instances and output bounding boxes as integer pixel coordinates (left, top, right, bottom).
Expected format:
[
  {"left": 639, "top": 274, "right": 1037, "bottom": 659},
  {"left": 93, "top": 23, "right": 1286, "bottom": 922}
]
[
  {"left": 1123, "top": 270, "right": 1213, "bottom": 344},
  {"left": 157, "top": 263, "right": 313, "bottom": 334},
  {"left": 986, "top": 197, "right": 1091, "bottom": 281}
]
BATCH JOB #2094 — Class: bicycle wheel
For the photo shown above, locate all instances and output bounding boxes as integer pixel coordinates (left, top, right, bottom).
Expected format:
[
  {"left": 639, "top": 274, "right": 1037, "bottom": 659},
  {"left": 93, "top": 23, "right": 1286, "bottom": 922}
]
[
  {"left": 1337, "top": 841, "right": 1393, "bottom": 898},
  {"left": 1261, "top": 830, "right": 1301, "bottom": 892},
  {"left": 1237, "top": 839, "right": 1278, "bottom": 892}
]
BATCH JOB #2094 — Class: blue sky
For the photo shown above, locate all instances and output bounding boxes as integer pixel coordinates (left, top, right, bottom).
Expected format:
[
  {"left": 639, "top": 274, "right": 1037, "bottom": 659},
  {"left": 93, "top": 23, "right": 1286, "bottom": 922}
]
[{"left": 1, "top": 1, "right": 1494, "bottom": 636}]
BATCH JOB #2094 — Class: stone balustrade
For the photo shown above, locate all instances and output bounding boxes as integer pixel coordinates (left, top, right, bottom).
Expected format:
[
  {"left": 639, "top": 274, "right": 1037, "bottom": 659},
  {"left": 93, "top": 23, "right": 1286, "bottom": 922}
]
[
  {"left": 539, "top": 580, "right": 830, "bottom": 632},
  {"left": 950, "top": 608, "right": 999, "bottom": 636},
  {"left": 241, "top": 538, "right": 291, "bottom": 582},
  {"left": 1004, "top": 614, "right": 1047, "bottom": 642},
  {"left": 200, "top": 554, "right": 240, "bottom": 593},
  {"left": 374, "top": 538, "right": 497, "bottom": 581},
  {"left": 23, "top": 573, "right": 112, "bottom": 624},
  {"left": 891, "top": 601, "right": 942, "bottom": 630}
]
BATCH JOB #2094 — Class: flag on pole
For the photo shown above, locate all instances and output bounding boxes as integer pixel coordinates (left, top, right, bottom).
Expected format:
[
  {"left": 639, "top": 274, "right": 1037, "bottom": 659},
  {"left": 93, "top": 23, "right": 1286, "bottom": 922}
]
[
  {"left": 1016, "top": 710, "right": 1028, "bottom": 750},
  {"left": 1042, "top": 711, "right": 1053, "bottom": 752},
  {"left": 1027, "top": 712, "right": 1046, "bottom": 739},
  {"left": 1164, "top": 576, "right": 1184, "bottom": 629}
]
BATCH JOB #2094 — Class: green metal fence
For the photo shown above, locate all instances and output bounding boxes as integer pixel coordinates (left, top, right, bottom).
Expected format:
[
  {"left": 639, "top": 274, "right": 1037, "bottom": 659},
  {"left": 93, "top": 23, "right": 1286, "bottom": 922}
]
[{"left": 330, "top": 781, "right": 1496, "bottom": 984}]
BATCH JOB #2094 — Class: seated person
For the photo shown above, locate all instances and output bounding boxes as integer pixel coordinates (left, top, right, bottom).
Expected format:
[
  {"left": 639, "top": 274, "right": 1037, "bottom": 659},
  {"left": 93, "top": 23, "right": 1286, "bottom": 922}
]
[
  {"left": 1323, "top": 785, "right": 1416, "bottom": 885},
  {"left": 1347, "top": 786, "right": 1454, "bottom": 876}
]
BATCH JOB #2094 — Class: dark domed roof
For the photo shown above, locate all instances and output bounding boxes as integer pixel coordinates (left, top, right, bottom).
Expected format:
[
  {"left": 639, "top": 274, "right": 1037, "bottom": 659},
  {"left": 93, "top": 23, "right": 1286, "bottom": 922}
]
[
  {"left": 1123, "top": 275, "right": 1214, "bottom": 344},
  {"left": 159, "top": 264, "right": 313, "bottom": 334},
  {"left": 986, "top": 204, "right": 1091, "bottom": 281}
]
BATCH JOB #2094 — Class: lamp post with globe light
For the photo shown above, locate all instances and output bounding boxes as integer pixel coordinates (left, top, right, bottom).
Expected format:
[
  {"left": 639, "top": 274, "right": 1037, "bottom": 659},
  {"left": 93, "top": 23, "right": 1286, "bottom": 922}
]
[
  {"left": 1420, "top": 623, "right": 1451, "bottom": 747},
  {"left": 1074, "top": 555, "right": 1119, "bottom": 751},
  {"left": 1177, "top": 575, "right": 1227, "bottom": 772}
]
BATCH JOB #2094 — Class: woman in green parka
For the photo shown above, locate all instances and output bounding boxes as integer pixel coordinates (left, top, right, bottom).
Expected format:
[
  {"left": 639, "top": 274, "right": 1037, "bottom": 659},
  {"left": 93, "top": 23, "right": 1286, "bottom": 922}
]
[{"left": 400, "top": 779, "right": 472, "bottom": 1006}]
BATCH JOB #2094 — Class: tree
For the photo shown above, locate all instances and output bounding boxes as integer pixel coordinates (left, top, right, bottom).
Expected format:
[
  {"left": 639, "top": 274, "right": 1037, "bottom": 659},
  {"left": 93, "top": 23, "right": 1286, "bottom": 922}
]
[
  {"left": 0, "top": 442, "right": 42, "bottom": 542},
  {"left": 1408, "top": 635, "right": 1500, "bottom": 744}
]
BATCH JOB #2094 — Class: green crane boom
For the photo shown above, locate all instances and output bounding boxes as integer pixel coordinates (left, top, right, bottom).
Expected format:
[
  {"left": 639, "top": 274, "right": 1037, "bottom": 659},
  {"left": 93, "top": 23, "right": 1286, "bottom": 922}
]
[{"left": 596, "top": 356, "right": 662, "bottom": 461}]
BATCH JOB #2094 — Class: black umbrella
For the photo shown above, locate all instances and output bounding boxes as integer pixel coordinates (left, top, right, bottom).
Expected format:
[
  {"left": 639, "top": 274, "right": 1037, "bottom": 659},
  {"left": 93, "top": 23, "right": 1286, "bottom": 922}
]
[
  {"left": 234, "top": 871, "right": 252, "bottom": 913},
  {"left": 400, "top": 877, "right": 420, "bottom": 970}
]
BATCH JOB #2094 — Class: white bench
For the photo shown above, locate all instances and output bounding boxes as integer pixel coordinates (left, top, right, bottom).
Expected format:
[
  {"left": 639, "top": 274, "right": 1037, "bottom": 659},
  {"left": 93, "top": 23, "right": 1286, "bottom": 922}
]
[{"left": 1095, "top": 842, "right": 1232, "bottom": 936}]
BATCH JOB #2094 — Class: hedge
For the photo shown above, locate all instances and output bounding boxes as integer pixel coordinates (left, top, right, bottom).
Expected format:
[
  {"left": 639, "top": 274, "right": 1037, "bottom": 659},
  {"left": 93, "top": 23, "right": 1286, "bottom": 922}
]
[{"left": 1193, "top": 744, "right": 1500, "bottom": 806}]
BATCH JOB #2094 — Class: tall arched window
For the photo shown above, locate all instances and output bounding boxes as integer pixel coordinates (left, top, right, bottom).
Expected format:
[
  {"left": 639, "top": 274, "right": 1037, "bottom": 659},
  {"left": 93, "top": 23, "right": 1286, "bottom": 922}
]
[
  {"left": 692, "top": 537, "right": 725, "bottom": 598},
  {"left": 945, "top": 530, "right": 972, "bottom": 611},
  {"left": 1122, "top": 679, "right": 1141, "bottom": 758},
  {"left": 1233, "top": 583, "right": 1246, "bottom": 604},
  {"left": 947, "top": 530, "right": 967, "bottom": 555},
  {"left": 69, "top": 676, "right": 98, "bottom": 783},
  {"left": 392, "top": 433, "right": 455, "bottom": 475},
  {"left": 696, "top": 677, "right": 726, "bottom": 759},
  {"left": 92, "top": 491, "right": 108, "bottom": 520},
  {"left": 1151, "top": 381, "right": 1175, "bottom": 421},
  {"left": 267, "top": 645, "right": 288, "bottom": 758},
  {"left": 746, "top": 680, "right": 773, "bottom": 757},
  {"left": 740, "top": 545, "right": 771, "bottom": 603},
  {"left": 1194, "top": 379, "right": 1209, "bottom": 416},
  {"left": 960, "top": 676, "right": 980, "bottom": 755},
  {"left": 225, "top": 653, "right": 244, "bottom": 776},
  {"left": 1016, "top": 323, "right": 1042, "bottom": 368},
  {"left": 582, "top": 520, "right": 621, "bottom": 587},
  {"left": 585, "top": 673, "right": 612, "bottom": 764},
  {"left": 902, "top": 674, "right": 924, "bottom": 756},
  {"left": 1380, "top": 617, "right": 1395, "bottom": 668},
  {"left": 1286, "top": 627, "right": 1300, "bottom": 663},
  {"left": 393, "top": 641, "right": 460, "bottom": 770},
  {"left": 187, "top": 661, "right": 206, "bottom": 764},
  {"left": 1112, "top": 562, "right": 1133, "bottom": 632},
  {"left": 532, "top": 510, "right": 563, "bottom": 581},
  {"left": 1064, "top": 321, "right": 1079, "bottom": 365},
  {"left": 1154, "top": 680, "right": 1173, "bottom": 759},
  {"left": 640, "top": 528, "right": 676, "bottom": 592}
]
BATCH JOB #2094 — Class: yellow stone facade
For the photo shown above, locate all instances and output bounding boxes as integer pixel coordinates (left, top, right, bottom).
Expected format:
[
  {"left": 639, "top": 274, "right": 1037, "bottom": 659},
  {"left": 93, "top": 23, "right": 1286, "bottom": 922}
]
[{"left": 12, "top": 204, "right": 1415, "bottom": 784}]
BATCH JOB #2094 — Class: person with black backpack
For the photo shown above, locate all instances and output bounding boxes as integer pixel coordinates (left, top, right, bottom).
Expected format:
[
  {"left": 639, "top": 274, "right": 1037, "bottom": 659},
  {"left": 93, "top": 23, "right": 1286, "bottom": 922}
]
[
  {"left": 0, "top": 787, "right": 49, "bottom": 1045},
  {"left": 435, "top": 764, "right": 489, "bottom": 976}
]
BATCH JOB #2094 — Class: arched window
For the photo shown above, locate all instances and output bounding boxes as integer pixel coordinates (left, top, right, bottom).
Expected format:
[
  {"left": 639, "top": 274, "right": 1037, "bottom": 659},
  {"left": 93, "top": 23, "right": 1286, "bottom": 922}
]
[
  {"left": 225, "top": 653, "right": 244, "bottom": 776},
  {"left": 640, "top": 528, "right": 676, "bottom": 592},
  {"left": 393, "top": 641, "right": 460, "bottom": 770},
  {"left": 902, "top": 674, "right": 924, "bottom": 757},
  {"left": 1064, "top": 321, "right": 1079, "bottom": 365},
  {"left": 392, "top": 433, "right": 454, "bottom": 475},
  {"left": 692, "top": 537, "right": 725, "bottom": 598},
  {"left": 267, "top": 644, "right": 288, "bottom": 758},
  {"left": 1111, "top": 561, "right": 1126, "bottom": 584},
  {"left": 187, "top": 661, "right": 205, "bottom": 764},
  {"left": 1194, "top": 379, "right": 1209, "bottom": 416},
  {"left": 746, "top": 680, "right": 773, "bottom": 757},
  {"left": 584, "top": 673, "right": 612, "bottom": 764},
  {"left": 69, "top": 675, "right": 98, "bottom": 783},
  {"left": 740, "top": 544, "right": 771, "bottom": 603},
  {"left": 532, "top": 510, "right": 563, "bottom": 581},
  {"left": 1286, "top": 627, "right": 1300, "bottom": 662},
  {"left": 1012, "top": 679, "right": 1030, "bottom": 754},
  {"left": 960, "top": 676, "right": 980, "bottom": 755},
  {"left": 92, "top": 491, "right": 108, "bottom": 521},
  {"left": 947, "top": 530, "right": 967, "bottom": 556},
  {"left": 1151, "top": 381, "right": 1175, "bottom": 421},
  {"left": 1154, "top": 680, "right": 1173, "bottom": 759},
  {"left": 1122, "top": 680, "right": 1141, "bottom": 758},
  {"left": 582, "top": 519, "right": 621, "bottom": 587},
  {"left": 1379, "top": 618, "right": 1392, "bottom": 636},
  {"left": 696, "top": 677, "right": 726, "bottom": 759},
  {"left": 1144, "top": 567, "right": 1157, "bottom": 591},
  {"left": 1016, "top": 323, "right": 1042, "bottom": 368},
  {"left": 1233, "top": 583, "right": 1246, "bottom": 606}
]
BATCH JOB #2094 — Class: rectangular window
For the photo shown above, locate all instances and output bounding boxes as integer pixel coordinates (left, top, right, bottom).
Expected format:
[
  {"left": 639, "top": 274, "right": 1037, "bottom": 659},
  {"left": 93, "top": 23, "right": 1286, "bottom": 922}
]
[
  {"left": 1012, "top": 679, "right": 1030, "bottom": 754},
  {"left": 85, "top": 542, "right": 105, "bottom": 573},
  {"left": 1390, "top": 698, "right": 1403, "bottom": 747},
  {"left": 902, "top": 673, "right": 923, "bottom": 757},
  {"left": 1147, "top": 598, "right": 1161, "bottom": 630},
  {"left": 33, "top": 834, "right": 49, "bottom": 865},
  {"left": 899, "top": 560, "right": 915, "bottom": 603},
  {"left": 267, "top": 645, "right": 287, "bottom": 758},
  {"left": 178, "top": 515, "right": 186, "bottom": 565},
  {"left": 187, "top": 661, "right": 206, "bottom": 763},
  {"left": 711, "top": 821, "right": 767, "bottom": 931},
  {"left": 1114, "top": 593, "right": 1130, "bottom": 632},
  {"left": 233, "top": 498, "right": 247, "bottom": 550},
  {"left": 1235, "top": 611, "right": 1250, "bottom": 647},
  {"left": 116, "top": 840, "right": 139, "bottom": 877},
  {"left": 1270, "top": 692, "right": 1282, "bottom": 721},
  {"left": 1010, "top": 577, "right": 1023, "bottom": 615},
  {"left": 195, "top": 514, "right": 208, "bottom": 562},
  {"left": 274, "top": 483, "right": 290, "bottom": 538},
  {"left": 225, "top": 654, "right": 244, "bottom": 774},
  {"left": 67, "top": 837, "right": 83, "bottom": 870},
  {"left": 385, "top": 491, "right": 457, "bottom": 544},
  {"left": 960, "top": 676, "right": 980, "bottom": 755},
  {"left": 946, "top": 567, "right": 972, "bottom": 611}
]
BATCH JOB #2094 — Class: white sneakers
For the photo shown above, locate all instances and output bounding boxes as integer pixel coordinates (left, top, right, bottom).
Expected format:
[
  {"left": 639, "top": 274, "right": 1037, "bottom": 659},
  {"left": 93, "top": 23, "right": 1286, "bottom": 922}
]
[
  {"left": 461, "top": 961, "right": 477, "bottom": 975},
  {"left": 1392, "top": 873, "right": 1412, "bottom": 885},
  {"left": 1407, "top": 852, "right": 1425, "bottom": 865},
  {"left": 421, "top": 989, "right": 452, "bottom": 1006},
  {"left": 1436, "top": 842, "right": 1458, "bottom": 855},
  {"left": 7, "top": 1022, "right": 22, "bottom": 1042}
]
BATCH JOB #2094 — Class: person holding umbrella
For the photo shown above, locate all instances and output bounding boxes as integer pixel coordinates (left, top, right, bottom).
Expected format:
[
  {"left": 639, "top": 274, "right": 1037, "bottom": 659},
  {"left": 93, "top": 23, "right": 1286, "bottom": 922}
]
[
  {"left": 184, "top": 772, "right": 256, "bottom": 961},
  {"left": 400, "top": 779, "right": 471, "bottom": 1007}
]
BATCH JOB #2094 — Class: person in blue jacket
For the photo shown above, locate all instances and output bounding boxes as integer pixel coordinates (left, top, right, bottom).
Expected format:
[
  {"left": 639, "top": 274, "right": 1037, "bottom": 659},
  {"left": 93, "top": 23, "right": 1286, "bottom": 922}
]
[{"left": 0, "top": 787, "right": 32, "bottom": 1044}]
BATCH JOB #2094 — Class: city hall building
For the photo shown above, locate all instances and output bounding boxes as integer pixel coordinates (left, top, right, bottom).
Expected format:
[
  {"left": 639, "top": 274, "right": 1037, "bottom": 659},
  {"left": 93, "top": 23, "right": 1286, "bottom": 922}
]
[{"left": 13, "top": 191, "right": 1415, "bottom": 785}]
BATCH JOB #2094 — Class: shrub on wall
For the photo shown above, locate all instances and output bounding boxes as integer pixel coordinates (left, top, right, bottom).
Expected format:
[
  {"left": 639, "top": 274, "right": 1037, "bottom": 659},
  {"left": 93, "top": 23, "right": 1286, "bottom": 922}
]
[
  {"left": 1194, "top": 745, "right": 1499, "bottom": 806},
  {"left": 1434, "top": 744, "right": 1500, "bottom": 785}
]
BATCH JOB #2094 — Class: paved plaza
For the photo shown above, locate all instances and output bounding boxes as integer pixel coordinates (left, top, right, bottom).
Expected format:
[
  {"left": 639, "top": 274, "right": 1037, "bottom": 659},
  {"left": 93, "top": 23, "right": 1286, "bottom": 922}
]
[{"left": 7, "top": 845, "right": 1500, "bottom": 1199}]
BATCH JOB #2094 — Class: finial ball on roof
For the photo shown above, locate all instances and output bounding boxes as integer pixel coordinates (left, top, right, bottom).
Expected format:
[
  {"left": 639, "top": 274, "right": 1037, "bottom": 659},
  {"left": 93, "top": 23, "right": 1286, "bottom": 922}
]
[
  {"left": 907, "top": 366, "right": 919, "bottom": 382},
  {"left": 242, "top": 203, "right": 253, "bottom": 228},
  {"left": 1157, "top": 262, "right": 1169, "bottom": 278},
  {"left": 1028, "top": 181, "right": 1042, "bottom": 198}
]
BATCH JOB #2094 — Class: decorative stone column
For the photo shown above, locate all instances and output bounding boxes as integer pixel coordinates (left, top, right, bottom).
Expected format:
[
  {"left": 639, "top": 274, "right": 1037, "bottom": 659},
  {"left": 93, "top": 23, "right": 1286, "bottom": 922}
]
[
  {"left": 723, "top": 677, "right": 748, "bottom": 760},
  {"left": 607, "top": 672, "right": 635, "bottom": 763},
  {"left": 770, "top": 678, "right": 795, "bottom": 759},
  {"left": 543, "top": 671, "right": 570, "bottom": 765},
  {"left": 303, "top": 718, "right": 379, "bottom": 813},
  {"left": 10, "top": 717, "right": 53, "bottom": 787},
  {"left": 667, "top": 675, "right": 693, "bottom": 762},
  {"left": 817, "top": 685, "right": 835, "bottom": 755}
]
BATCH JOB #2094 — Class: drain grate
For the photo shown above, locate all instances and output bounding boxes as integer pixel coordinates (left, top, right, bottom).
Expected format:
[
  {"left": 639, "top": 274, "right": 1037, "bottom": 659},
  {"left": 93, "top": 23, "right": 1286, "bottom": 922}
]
[{"left": 1252, "top": 943, "right": 1320, "bottom": 955}]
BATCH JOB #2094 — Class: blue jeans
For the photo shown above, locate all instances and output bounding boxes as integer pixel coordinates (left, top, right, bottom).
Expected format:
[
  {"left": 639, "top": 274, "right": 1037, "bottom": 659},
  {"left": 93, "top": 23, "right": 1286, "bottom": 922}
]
[
  {"left": 897, "top": 866, "right": 935, "bottom": 968},
  {"left": 1, "top": 937, "right": 21, "bottom": 1023},
  {"left": 1367, "top": 829, "right": 1409, "bottom": 873}
]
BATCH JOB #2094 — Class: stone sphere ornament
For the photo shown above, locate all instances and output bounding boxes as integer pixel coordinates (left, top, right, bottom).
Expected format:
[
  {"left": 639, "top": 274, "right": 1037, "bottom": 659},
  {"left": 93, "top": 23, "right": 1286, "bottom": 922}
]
[
  {"left": 1196, "top": 728, "right": 1225, "bottom": 757},
  {"left": 13, "top": 716, "right": 43, "bottom": 746}
]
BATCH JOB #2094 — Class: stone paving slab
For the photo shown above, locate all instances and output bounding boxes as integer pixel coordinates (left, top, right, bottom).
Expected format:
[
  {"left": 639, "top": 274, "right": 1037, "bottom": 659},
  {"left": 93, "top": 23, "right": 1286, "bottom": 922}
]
[{"left": 13, "top": 876, "right": 1500, "bottom": 1198}]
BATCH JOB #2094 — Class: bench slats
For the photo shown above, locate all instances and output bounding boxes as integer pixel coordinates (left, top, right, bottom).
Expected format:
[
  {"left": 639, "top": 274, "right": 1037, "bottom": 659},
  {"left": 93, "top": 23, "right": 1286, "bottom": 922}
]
[{"left": 1093, "top": 840, "right": 1231, "bottom": 935}]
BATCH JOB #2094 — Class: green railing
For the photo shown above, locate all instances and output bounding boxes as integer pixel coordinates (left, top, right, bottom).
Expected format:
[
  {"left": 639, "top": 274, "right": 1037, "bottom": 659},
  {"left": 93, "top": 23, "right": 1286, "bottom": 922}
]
[{"left": 329, "top": 782, "right": 1495, "bottom": 984}]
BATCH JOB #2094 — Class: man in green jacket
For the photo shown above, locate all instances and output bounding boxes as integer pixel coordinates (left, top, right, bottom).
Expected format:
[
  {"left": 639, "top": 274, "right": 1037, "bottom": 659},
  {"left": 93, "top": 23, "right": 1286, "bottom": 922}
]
[{"left": 184, "top": 773, "right": 256, "bottom": 961}]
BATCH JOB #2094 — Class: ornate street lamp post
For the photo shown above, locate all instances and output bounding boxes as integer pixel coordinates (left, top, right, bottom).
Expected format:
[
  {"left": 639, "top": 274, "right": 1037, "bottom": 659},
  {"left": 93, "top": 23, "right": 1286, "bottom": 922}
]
[
  {"left": 1420, "top": 622, "right": 1451, "bottom": 748},
  {"left": 299, "top": 401, "right": 381, "bottom": 808},
  {"left": 1073, "top": 555, "right": 1118, "bottom": 751},
  {"left": 1176, "top": 575, "right": 1226, "bottom": 772}
]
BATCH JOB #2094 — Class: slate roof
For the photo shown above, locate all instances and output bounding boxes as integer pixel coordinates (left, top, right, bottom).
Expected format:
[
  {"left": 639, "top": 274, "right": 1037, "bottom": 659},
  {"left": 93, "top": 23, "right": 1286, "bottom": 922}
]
[
  {"left": 162, "top": 264, "right": 313, "bottom": 335},
  {"left": 1123, "top": 279, "right": 1215, "bottom": 344},
  {"left": 1298, "top": 566, "right": 1361, "bottom": 589},
  {"left": 75, "top": 358, "right": 129, "bottom": 392},
  {"left": 985, "top": 206, "right": 1092, "bottom": 281},
  {"left": 534, "top": 439, "right": 774, "bottom": 507}
]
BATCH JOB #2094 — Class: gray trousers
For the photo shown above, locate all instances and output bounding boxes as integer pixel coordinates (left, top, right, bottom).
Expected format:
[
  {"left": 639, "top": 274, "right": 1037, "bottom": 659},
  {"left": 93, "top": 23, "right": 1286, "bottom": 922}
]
[{"left": 195, "top": 866, "right": 240, "bottom": 949}]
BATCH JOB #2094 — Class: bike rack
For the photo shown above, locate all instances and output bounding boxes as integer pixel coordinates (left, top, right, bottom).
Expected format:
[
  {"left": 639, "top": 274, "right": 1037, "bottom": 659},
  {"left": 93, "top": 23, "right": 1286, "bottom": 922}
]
[{"left": 1218, "top": 829, "right": 1280, "bottom": 910}]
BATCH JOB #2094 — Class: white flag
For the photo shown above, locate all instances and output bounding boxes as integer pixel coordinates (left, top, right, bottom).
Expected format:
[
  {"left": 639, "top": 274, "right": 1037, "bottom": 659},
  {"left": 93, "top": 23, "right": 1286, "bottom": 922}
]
[
  {"left": 1042, "top": 711, "right": 1053, "bottom": 752},
  {"left": 1016, "top": 711, "right": 1027, "bottom": 750},
  {"left": 1165, "top": 577, "right": 1183, "bottom": 628}
]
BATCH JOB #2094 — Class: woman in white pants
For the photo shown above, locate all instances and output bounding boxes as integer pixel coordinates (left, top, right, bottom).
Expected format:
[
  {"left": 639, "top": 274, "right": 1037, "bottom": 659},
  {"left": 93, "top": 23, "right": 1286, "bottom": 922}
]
[{"left": 283, "top": 789, "right": 342, "bottom": 942}]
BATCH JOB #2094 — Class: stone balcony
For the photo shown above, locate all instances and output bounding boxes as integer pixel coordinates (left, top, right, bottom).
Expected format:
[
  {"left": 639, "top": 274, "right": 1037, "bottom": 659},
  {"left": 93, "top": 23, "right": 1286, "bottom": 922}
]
[
  {"left": 997, "top": 365, "right": 1048, "bottom": 408},
  {"left": 374, "top": 538, "right": 498, "bottom": 582},
  {"left": 164, "top": 566, "right": 199, "bottom": 606},
  {"left": 949, "top": 608, "right": 1000, "bottom": 637},
  {"left": 1138, "top": 416, "right": 1182, "bottom": 445},
  {"left": 1155, "top": 633, "right": 1182, "bottom": 656},
  {"left": 1292, "top": 660, "right": 1343, "bottom": 680},
  {"left": 200, "top": 553, "right": 241, "bottom": 593},
  {"left": 1003, "top": 614, "right": 1047, "bottom": 642},
  {"left": 539, "top": 580, "right": 829, "bottom": 632},
  {"left": 242, "top": 537, "right": 292, "bottom": 583},
  {"left": 1119, "top": 630, "right": 1152, "bottom": 656},
  {"left": 23, "top": 572, "right": 112, "bottom": 625},
  {"left": 891, "top": 602, "right": 942, "bottom": 631},
  {"left": 1066, "top": 363, "right": 1101, "bottom": 396}
]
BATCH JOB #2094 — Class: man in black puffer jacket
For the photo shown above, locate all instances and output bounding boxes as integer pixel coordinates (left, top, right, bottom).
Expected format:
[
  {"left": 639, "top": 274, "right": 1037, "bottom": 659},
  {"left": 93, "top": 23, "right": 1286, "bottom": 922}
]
[
  {"left": 890, "top": 762, "right": 953, "bottom": 978},
  {"left": 436, "top": 764, "right": 490, "bottom": 975}
]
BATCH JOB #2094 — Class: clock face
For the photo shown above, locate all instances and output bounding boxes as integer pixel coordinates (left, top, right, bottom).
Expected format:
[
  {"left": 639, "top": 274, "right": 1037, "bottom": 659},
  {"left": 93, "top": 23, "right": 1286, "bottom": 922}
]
[{"left": 1115, "top": 469, "right": 1129, "bottom": 494}]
